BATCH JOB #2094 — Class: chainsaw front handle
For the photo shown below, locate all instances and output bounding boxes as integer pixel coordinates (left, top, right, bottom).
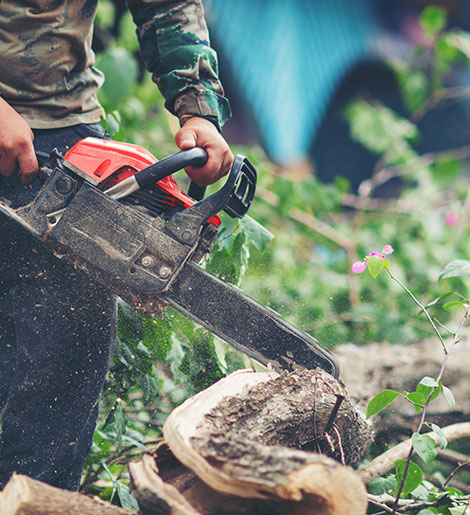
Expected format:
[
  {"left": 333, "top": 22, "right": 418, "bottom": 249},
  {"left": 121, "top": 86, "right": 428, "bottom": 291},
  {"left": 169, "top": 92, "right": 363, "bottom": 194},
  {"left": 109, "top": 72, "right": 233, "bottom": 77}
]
[
  {"left": 134, "top": 147, "right": 208, "bottom": 189},
  {"left": 104, "top": 147, "right": 208, "bottom": 201}
]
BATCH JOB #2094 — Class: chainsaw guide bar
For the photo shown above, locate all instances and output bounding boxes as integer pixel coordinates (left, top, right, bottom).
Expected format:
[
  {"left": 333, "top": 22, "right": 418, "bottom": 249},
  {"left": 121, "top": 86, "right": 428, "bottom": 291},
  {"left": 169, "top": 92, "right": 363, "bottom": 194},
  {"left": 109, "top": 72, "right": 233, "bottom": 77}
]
[{"left": 0, "top": 138, "right": 339, "bottom": 378}]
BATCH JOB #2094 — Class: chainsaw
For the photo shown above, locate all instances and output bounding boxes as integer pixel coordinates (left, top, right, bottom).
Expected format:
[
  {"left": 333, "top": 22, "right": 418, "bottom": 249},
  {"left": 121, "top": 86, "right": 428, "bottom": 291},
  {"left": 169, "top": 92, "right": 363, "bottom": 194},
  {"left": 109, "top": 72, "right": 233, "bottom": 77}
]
[{"left": 0, "top": 138, "right": 339, "bottom": 377}]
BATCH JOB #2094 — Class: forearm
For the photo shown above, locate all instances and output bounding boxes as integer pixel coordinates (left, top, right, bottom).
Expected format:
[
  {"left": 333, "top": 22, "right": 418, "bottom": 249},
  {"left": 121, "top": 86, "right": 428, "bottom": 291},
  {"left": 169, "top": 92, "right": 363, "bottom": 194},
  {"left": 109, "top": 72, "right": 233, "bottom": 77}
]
[{"left": 126, "top": 0, "right": 231, "bottom": 127}]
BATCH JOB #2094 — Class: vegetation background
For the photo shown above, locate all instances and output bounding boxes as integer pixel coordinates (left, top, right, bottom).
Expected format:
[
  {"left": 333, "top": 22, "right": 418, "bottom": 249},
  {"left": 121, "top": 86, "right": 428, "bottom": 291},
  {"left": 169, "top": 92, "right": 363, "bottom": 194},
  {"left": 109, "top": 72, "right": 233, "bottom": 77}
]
[{"left": 82, "top": 3, "right": 470, "bottom": 513}]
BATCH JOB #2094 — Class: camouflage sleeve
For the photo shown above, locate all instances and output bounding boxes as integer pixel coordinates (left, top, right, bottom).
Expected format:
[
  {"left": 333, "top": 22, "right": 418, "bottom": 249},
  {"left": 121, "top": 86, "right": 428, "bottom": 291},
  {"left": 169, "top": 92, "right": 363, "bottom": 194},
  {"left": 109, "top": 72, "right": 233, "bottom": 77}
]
[{"left": 126, "top": 0, "right": 231, "bottom": 128}]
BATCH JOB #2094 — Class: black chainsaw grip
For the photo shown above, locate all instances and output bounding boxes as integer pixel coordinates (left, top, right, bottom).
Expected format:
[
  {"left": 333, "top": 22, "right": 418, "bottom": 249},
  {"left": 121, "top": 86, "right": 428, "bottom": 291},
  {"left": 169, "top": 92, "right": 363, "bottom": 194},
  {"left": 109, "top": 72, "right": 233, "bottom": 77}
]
[
  {"left": 188, "top": 181, "right": 206, "bottom": 201},
  {"left": 134, "top": 147, "right": 208, "bottom": 189}
]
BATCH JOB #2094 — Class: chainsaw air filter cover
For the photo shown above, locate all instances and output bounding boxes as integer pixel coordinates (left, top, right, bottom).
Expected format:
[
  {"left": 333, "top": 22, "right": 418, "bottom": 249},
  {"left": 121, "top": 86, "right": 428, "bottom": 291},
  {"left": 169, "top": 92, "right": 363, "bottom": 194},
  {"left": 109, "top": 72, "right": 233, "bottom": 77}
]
[{"left": 64, "top": 137, "right": 220, "bottom": 222}]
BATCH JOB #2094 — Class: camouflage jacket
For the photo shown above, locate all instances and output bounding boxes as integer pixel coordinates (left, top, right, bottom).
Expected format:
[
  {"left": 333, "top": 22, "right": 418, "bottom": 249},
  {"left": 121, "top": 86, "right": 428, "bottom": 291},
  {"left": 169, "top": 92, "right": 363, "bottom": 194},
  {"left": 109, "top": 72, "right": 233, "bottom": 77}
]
[{"left": 0, "top": 0, "right": 230, "bottom": 129}]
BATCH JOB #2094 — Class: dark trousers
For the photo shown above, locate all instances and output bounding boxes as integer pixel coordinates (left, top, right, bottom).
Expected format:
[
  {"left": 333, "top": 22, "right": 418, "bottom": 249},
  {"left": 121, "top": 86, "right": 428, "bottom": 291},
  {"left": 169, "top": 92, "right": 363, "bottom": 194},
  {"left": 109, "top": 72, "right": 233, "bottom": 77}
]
[{"left": 0, "top": 124, "right": 117, "bottom": 491}]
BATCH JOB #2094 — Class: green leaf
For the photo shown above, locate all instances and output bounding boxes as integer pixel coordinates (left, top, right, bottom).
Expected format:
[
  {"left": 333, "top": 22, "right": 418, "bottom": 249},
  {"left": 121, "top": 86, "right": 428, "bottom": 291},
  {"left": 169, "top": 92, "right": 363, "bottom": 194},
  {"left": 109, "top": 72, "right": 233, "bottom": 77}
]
[
  {"left": 96, "top": 48, "right": 138, "bottom": 109},
  {"left": 104, "top": 111, "right": 121, "bottom": 137},
  {"left": 367, "top": 255, "right": 386, "bottom": 278},
  {"left": 117, "top": 300, "right": 142, "bottom": 344},
  {"left": 419, "top": 376, "right": 439, "bottom": 388},
  {"left": 206, "top": 230, "right": 248, "bottom": 285},
  {"left": 412, "top": 433, "right": 438, "bottom": 464},
  {"left": 431, "top": 423, "right": 448, "bottom": 449},
  {"left": 425, "top": 292, "right": 456, "bottom": 309},
  {"left": 416, "top": 510, "right": 436, "bottom": 515},
  {"left": 411, "top": 482, "right": 432, "bottom": 501},
  {"left": 396, "top": 69, "right": 429, "bottom": 112},
  {"left": 445, "top": 30, "right": 470, "bottom": 60},
  {"left": 416, "top": 380, "right": 442, "bottom": 408},
  {"left": 139, "top": 369, "right": 161, "bottom": 402},
  {"left": 216, "top": 216, "right": 241, "bottom": 253},
  {"left": 439, "top": 260, "right": 470, "bottom": 280},
  {"left": 273, "top": 176, "right": 296, "bottom": 214},
  {"left": 430, "top": 158, "right": 460, "bottom": 185},
  {"left": 240, "top": 216, "right": 274, "bottom": 252},
  {"left": 420, "top": 6, "right": 446, "bottom": 37},
  {"left": 450, "top": 506, "right": 470, "bottom": 515},
  {"left": 443, "top": 301, "right": 466, "bottom": 310},
  {"left": 395, "top": 459, "right": 424, "bottom": 496},
  {"left": 443, "top": 386, "right": 456, "bottom": 410},
  {"left": 115, "top": 482, "right": 140, "bottom": 511},
  {"left": 142, "top": 316, "right": 173, "bottom": 362},
  {"left": 224, "top": 349, "right": 247, "bottom": 373},
  {"left": 179, "top": 330, "right": 224, "bottom": 393},
  {"left": 367, "top": 476, "right": 397, "bottom": 496},
  {"left": 101, "top": 403, "right": 128, "bottom": 452},
  {"left": 404, "top": 391, "right": 426, "bottom": 413},
  {"left": 345, "top": 100, "right": 418, "bottom": 159},
  {"left": 366, "top": 390, "right": 399, "bottom": 418}
]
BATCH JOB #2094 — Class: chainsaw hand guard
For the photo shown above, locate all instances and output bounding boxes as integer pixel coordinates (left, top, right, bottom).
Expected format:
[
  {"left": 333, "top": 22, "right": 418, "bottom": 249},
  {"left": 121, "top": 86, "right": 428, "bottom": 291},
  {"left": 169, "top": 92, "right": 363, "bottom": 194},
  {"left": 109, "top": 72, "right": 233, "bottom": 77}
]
[{"left": 164, "top": 155, "right": 256, "bottom": 246}]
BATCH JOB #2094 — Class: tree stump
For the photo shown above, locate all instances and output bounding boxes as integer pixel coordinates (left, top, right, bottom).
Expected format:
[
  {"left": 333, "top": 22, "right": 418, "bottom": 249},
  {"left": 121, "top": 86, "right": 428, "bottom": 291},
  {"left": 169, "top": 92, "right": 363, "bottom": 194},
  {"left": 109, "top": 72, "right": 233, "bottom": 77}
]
[
  {"left": 0, "top": 474, "right": 132, "bottom": 515},
  {"left": 129, "top": 368, "right": 371, "bottom": 514}
]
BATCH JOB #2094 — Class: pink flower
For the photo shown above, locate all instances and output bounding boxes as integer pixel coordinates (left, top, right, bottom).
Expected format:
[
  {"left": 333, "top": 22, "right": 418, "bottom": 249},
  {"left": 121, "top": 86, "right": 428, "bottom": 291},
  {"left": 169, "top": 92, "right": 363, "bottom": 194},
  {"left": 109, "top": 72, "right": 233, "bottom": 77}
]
[
  {"left": 352, "top": 261, "right": 367, "bottom": 274},
  {"left": 351, "top": 244, "right": 394, "bottom": 275},
  {"left": 445, "top": 212, "right": 459, "bottom": 227}
]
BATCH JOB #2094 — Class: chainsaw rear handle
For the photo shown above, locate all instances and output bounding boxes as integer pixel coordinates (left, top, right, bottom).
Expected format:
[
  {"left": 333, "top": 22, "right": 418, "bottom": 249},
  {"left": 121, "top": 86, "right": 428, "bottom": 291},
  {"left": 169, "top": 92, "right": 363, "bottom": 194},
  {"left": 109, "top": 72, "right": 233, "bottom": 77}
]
[{"left": 134, "top": 147, "right": 208, "bottom": 189}]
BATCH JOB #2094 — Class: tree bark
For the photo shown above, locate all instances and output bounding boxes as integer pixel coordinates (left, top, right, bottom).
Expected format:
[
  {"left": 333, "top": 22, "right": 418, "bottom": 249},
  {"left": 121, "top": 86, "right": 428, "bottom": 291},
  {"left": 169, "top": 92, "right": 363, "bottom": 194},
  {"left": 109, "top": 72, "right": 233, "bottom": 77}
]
[
  {"left": 130, "top": 368, "right": 371, "bottom": 515},
  {"left": 0, "top": 474, "right": 132, "bottom": 515}
]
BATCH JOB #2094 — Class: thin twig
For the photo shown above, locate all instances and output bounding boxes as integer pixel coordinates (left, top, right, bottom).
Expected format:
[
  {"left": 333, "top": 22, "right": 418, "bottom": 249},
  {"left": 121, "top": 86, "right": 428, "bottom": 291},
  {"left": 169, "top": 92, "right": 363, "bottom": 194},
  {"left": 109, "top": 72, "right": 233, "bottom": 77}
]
[
  {"left": 332, "top": 424, "right": 346, "bottom": 465},
  {"left": 442, "top": 460, "right": 470, "bottom": 490},
  {"left": 437, "top": 448, "right": 470, "bottom": 467},
  {"left": 391, "top": 307, "right": 470, "bottom": 513},
  {"left": 433, "top": 317, "right": 456, "bottom": 336},
  {"left": 386, "top": 269, "right": 447, "bottom": 353},
  {"left": 411, "top": 89, "right": 445, "bottom": 123}
]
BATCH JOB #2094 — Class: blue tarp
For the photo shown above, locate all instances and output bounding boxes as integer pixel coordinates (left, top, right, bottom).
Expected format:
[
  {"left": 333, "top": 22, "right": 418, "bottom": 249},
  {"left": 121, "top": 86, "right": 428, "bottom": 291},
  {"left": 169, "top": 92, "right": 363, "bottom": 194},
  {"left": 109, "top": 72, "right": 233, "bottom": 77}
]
[{"left": 206, "top": 0, "right": 381, "bottom": 164}]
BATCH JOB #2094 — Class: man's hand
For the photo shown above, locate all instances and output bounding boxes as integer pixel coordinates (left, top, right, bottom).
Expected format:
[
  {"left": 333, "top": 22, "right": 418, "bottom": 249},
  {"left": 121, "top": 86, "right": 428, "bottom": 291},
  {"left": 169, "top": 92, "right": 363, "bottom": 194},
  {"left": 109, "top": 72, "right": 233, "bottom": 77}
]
[
  {"left": 175, "top": 117, "right": 233, "bottom": 186},
  {"left": 0, "top": 98, "right": 38, "bottom": 185}
]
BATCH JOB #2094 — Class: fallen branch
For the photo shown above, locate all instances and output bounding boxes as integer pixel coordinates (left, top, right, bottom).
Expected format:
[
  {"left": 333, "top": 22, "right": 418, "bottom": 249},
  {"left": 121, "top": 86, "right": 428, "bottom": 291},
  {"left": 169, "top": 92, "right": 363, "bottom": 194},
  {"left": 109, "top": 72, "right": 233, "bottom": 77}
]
[
  {"left": 0, "top": 474, "right": 131, "bottom": 515},
  {"left": 358, "top": 422, "right": 470, "bottom": 484}
]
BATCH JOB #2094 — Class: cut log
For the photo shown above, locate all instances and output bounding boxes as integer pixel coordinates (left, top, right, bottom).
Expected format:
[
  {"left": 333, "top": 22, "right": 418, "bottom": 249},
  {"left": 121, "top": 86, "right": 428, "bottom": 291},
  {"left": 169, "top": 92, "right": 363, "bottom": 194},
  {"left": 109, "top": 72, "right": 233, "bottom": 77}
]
[
  {"left": 130, "top": 368, "right": 371, "bottom": 515},
  {"left": 0, "top": 474, "right": 132, "bottom": 515}
]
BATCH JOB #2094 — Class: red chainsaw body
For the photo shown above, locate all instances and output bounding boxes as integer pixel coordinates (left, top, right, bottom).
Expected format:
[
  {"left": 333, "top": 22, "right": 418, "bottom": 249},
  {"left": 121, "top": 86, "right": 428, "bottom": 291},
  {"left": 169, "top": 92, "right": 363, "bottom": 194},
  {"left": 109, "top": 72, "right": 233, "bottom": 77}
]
[{"left": 64, "top": 137, "right": 220, "bottom": 226}]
